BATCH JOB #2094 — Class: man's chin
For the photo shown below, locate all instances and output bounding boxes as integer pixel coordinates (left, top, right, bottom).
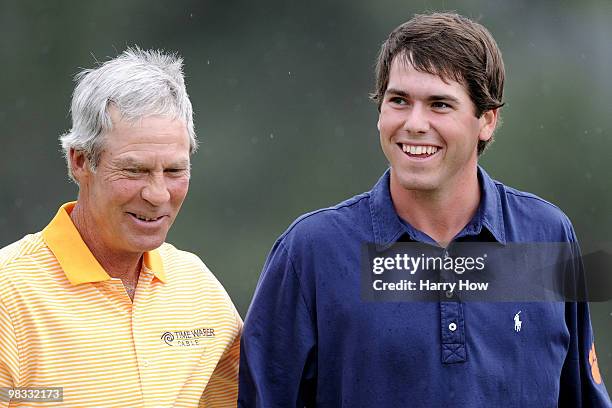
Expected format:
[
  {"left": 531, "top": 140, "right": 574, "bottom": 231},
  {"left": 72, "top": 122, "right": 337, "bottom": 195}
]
[
  {"left": 125, "top": 235, "right": 167, "bottom": 254},
  {"left": 390, "top": 166, "right": 440, "bottom": 191},
  {"left": 396, "top": 175, "right": 439, "bottom": 192}
]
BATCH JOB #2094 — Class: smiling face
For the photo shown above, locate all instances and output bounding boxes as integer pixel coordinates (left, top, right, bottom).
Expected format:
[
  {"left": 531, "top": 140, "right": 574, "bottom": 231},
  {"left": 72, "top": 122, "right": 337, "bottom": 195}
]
[
  {"left": 72, "top": 106, "right": 191, "bottom": 258},
  {"left": 378, "top": 55, "right": 497, "bottom": 194}
]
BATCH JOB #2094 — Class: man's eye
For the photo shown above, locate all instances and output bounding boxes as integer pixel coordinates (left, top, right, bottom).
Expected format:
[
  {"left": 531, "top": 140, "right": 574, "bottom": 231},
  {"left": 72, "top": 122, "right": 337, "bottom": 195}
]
[
  {"left": 389, "top": 97, "right": 407, "bottom": 105},
  {"left": 165, "top": 168, "right": 189, "bottom": 177},
  {"left": 125, "top": 168, "right": 146, "bottom": 174},
  {"left": 432, "top": 102, "right": 451, "bottom": 109}
]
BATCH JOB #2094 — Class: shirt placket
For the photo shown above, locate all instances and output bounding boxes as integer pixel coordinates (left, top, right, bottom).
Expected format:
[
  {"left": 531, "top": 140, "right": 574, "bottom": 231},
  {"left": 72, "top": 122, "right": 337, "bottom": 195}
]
[
  {"left": 131, "top": 268, "right": 156, "bottom": 407},
  {"left": 439, "top": 300, "right": 466, "bottom": 363},
  {"left": 96, "top": 279, "right": 147, "bottom": 405},
  {"left": 439, "top": 247, "right": 466, "bottom": 364},
  {"left": 99, "top": 279, "right": 134, "bottom": 316}
]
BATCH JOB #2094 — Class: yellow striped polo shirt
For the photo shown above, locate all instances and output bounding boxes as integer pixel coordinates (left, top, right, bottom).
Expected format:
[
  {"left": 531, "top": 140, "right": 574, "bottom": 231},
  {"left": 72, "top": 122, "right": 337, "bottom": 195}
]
[{"left": 0, "top": 202, "right": 242, "bottom": 407}]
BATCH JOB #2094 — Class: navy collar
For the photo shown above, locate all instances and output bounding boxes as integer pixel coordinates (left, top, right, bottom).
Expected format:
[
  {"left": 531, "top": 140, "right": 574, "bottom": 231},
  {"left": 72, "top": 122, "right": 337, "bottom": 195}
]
[
  {"left": 369, "top": 166, "right": 506, "bottom": 249},
  {"left": 477, "top": 166, "right": 506, "bottom": 244}
]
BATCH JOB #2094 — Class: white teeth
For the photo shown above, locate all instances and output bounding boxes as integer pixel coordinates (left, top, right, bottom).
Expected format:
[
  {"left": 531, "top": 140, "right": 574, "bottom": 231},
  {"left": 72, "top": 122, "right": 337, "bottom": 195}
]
[
  {"left": 402, "top": 144, "right": 439, "bottom": 155},
  {"left": 135, "top": 214, "right": 157, "bottom": 221}
]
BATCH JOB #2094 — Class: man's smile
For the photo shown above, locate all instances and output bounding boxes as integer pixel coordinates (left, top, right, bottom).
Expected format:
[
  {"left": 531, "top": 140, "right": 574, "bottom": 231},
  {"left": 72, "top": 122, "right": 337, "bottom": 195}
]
[
  {"left": 397, "top": 143, "right": 442, "bottom": 160},
  {"left": 127, "top": 212, "right": 167, "bottom": 225}
]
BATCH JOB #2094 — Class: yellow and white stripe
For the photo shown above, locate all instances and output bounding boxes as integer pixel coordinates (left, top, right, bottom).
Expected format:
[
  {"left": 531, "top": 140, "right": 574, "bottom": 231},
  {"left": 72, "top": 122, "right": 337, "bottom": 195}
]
[{"left": 0, "top": 202, "right": 242, "bottom": 407}]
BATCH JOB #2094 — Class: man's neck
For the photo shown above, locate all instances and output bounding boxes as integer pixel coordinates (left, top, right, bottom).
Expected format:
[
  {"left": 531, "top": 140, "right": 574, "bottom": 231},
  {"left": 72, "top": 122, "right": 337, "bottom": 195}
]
[
  {"left": 69, "top": 202, "right": 143, "bottom": 284},
  {"left": 389, "top": 168, "right": 481, "bottom": 247}
]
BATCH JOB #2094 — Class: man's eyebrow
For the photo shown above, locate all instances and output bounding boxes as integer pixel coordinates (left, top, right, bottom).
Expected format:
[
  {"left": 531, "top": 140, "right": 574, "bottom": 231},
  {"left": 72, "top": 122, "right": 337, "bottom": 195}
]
[
  {"left": 427, "top": 94, "right": 460, "bottom": 103},
  {"left": 116, "top": 157, "right": 146, "bottom": 168},
  {"left": 166, "top": 159, "right": 190, "bottom": 168},
  {"left": 385, "top": 88, "right": 410, "bottom": 97},
  {"left": 115, "top": 158, "right": 190, "bottom": 168},
  {"left": 385, "top": 88, "right": 461, "bottom": 104}
]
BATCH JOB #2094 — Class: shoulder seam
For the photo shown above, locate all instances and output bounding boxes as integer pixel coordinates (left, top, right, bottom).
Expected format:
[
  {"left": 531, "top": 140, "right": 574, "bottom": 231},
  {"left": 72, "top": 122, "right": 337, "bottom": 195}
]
[
  {"left": 282, "top": 193, "right": 371, "bottom": 238},
  {"left": 503, "top": 188, "right": 564, "bottom": 212},
  {"left": 0, "top": 235, "right": 46, "bottom": 272}
]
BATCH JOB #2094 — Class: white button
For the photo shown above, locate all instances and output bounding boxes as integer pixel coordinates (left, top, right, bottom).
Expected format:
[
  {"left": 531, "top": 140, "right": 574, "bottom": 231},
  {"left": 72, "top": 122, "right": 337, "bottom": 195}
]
[
  {"left": 143, "top": 360, "right": 149, "bottom": 367},
  {"left": 448, "top": 322, "right": 457, "bottom": 332}
]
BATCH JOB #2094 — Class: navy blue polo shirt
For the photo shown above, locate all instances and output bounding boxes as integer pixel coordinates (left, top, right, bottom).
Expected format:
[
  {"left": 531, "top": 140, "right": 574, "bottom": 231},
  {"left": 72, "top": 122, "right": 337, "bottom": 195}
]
[{"left": 239, "top": 167, "right": 610, "bottom": 407}]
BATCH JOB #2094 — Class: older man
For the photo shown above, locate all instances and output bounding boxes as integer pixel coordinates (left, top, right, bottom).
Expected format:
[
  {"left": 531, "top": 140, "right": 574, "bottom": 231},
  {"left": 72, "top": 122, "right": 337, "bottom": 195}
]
[{"left": 0, "top": 48, "right": 241, "bottom": 407}]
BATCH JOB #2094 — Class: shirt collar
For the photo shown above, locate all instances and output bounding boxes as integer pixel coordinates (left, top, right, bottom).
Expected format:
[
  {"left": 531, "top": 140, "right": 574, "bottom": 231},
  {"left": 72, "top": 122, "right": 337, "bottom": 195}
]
[
  {"left": 476, "top": 166, "right": 506, "bottom": 244},
  {"left": 369, "top": 166, "right": 506, "bottom": 249},
  {"left": 369, "top": 169, "right": 409, "bottom": 250},
  {"left": 42, "top": 202, "right": 167, "bottom": 285}
]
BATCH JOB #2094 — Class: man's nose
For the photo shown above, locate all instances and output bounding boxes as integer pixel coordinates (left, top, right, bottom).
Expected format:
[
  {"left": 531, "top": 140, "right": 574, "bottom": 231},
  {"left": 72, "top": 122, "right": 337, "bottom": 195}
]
[
  {"left": 402, "top": 104, "right": 430, "bottom": 134},
  {"left": 141, "top": 173, "right": 170, "bottom": 205}
]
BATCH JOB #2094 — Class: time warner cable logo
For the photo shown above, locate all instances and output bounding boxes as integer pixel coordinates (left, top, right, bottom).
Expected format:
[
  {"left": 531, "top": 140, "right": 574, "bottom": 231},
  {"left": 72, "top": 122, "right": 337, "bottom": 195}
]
[
  {"left": 161, "top": 332, "right": 175, "bottom": 346},
  {"left": 161, "top": 328, "right": 216, "bottom": 347}
]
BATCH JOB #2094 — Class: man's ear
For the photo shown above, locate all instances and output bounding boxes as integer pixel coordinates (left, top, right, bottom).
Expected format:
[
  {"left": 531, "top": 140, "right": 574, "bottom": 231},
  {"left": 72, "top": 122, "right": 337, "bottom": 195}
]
[
  {"left": 69, "top": 148, "right": 89, "bottom": 183},
  {"left": 478, "top": 108, "right": 499, "bottom": 142}
]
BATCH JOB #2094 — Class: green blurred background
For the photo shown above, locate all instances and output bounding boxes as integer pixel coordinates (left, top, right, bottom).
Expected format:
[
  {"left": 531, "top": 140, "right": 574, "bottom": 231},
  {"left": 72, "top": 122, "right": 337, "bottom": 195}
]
[{"left": 1, "top": 0, "right": 610, "bottom": 380}]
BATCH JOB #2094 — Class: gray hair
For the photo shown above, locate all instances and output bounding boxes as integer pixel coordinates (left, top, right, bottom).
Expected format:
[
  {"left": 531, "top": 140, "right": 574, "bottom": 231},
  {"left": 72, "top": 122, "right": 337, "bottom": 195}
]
[{"left": 60, "top": 47, "right": 197, "bottom": 181}]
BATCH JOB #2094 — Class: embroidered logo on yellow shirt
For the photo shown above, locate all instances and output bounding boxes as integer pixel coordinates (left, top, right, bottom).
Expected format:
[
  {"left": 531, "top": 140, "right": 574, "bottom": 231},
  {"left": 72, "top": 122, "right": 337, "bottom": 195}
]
[{"left": 161, "top": 327, "right": 216, "bottom": 347}]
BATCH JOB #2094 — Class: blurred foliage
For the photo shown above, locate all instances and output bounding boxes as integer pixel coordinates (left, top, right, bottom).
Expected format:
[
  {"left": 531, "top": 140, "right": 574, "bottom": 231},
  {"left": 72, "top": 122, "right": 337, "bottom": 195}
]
[{"left": 1, "top": 0, "right": 610, "bottom": 380}]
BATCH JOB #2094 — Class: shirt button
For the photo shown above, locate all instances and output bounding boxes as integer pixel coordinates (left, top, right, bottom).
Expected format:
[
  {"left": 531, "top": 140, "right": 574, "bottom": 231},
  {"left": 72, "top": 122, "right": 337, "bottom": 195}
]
[
  {"left": 448, "top": 322, "right": 457, "bottom": 332},
  {"left": 143, "top": 360, "right": 149, "bottom": 367}
]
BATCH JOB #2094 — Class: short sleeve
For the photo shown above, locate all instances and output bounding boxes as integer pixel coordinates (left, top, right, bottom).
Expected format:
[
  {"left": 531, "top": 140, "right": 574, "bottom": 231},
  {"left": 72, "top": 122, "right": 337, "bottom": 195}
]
[
  {"left": 199, "top": 311, "right": 242, "bottom": 407},
  {"left": 0, "top": 297, "right": 18, "bottom": 407}
]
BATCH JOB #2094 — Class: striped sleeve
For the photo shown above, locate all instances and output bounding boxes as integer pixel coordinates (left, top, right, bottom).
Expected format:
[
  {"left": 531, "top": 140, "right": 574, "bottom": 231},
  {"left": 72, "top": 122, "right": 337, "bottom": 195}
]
[
  {"left": 0, "top": 297, "right": 18, "bottom": 407},
  {"left": 199, "top": 313, "right": 242, "bottom": 407}
]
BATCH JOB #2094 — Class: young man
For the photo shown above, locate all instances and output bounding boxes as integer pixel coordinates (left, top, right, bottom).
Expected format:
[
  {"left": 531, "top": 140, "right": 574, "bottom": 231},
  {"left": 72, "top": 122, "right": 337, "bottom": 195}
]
[
  {"left": 0, "top": 49, "right": 241, "bottom": 407},
  {"left": 238, "top": 13, "right": 610, "bottom": 407}
]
